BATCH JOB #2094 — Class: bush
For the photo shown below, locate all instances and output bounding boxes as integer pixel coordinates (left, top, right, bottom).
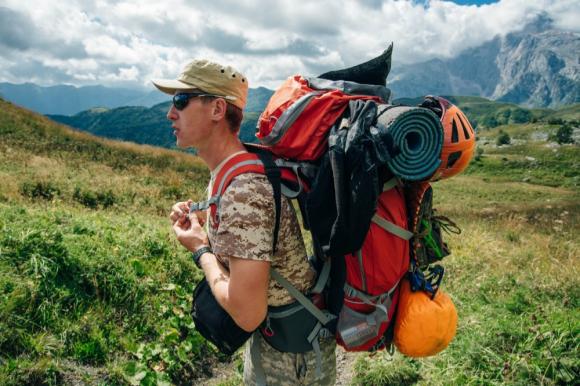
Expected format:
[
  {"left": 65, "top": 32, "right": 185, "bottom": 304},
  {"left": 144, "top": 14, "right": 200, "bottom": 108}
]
[
  {"left": 20, "top": 181, "right": 60, "bottom": 201},
  {"left": 552, "top": 124, "right": 574, "bottom": 144},
  {"left": 73, "top": 187, "right": 117, "bottom": 209},
  {"left": 496, "top": 130, "right": 511, "bottom": 146}
]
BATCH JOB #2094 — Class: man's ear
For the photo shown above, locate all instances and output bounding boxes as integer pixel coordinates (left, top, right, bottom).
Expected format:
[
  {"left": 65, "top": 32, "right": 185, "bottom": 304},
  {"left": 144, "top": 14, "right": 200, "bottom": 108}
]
[{"left": 210, "top": 98, "right": 228, "bottom": 122}]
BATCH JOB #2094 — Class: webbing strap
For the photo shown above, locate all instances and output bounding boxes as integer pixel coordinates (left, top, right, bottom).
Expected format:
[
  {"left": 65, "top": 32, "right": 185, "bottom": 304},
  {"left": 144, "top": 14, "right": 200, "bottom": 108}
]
[
  {"left": 372, "top": 214, "right": 414, "bottom": 240},
  {"left": 310, "top": 258, "right": 331, "bottom": 295},
  {"left": 188, "top": 195, "right": 220, "bottom": 213},
  {"left": 344, "top": 280, "right": 400, "bottom": 316},
  {"left": 270, "top": 268, "right": 335, "bottom": 325},
  {"left": 344, "top": 281, "right": 399, "bottom": 300},
  {"left": 253, "top": 150, "right": 282, "bottom": 254},
  {"left": 309, "top": 327, "right": 323, "bottom": 379},
  {"left": 357, "top": 250, "right": 367, "bottom": 292},
  {"left": 250, "top": 333, "right": 267, "bottom": 386}
]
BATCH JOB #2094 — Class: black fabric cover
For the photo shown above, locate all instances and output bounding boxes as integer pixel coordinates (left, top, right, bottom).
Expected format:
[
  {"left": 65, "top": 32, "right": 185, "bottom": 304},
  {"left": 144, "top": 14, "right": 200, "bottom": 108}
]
[
  {"left": 191, "top": 278, "right": 252, "bottom": 356},
  {"left": 306, "top": 99, "right": 397, "bottom": 257},
  {"left": 318, "top": 43, "right": 393, "bottom": 87}
]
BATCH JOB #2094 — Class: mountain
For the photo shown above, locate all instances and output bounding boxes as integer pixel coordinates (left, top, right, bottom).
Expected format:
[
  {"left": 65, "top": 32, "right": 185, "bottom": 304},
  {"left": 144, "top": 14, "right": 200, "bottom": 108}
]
[
  {"left": 388, "top": 16, "right": 579, "bottom": 108},
  {"left": 0, "top": 83, "right": 166, "bottom": 115},
  {"left": 48, "top": 103, "right": 176, "bottom": 148},
  {"left": 246, "top": 87, "right": 274, "bottom": 112},
  {"left": 48, "top": 95, "right": 579, "bottom": 149},
  {"left": 48, "top": 102, "right": 263, "bottom": 148},
  {"left": 0, "top": 83, "right": 273, "bottom": 116},
  {"left": 2, "top": 16, "right": 578, "bottom": 119}
]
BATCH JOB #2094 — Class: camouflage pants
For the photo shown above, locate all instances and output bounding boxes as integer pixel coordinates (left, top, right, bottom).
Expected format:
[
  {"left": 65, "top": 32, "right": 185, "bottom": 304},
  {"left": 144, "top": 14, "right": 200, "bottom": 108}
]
[{"left": 243, "top": 332, "right": 336, "bottom": 385}]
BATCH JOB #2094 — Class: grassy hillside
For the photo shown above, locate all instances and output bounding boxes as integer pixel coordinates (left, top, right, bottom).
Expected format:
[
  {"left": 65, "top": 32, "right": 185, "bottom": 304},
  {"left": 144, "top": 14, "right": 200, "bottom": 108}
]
[
  {"left": 0, "top": 98, "right": 215, "bottom": 385},
  {"left": 1, "top": 98, "right": 578, "bottom": 385}
]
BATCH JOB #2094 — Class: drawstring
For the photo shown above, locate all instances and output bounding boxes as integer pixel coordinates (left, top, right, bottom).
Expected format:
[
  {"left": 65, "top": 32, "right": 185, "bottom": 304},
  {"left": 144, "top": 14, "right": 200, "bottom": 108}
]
[{"left": 433, "top": 213, "right": 461, "bottom": 235}]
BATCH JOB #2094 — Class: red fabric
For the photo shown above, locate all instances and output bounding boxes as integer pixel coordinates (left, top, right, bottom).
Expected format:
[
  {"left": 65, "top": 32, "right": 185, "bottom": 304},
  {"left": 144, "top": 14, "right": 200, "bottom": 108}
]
[
  {"left": 337, "top": 187, "right": 410, "bottom": 351},
  {"left": 257, "top": 75, "right": 383, "bottom": 161}
]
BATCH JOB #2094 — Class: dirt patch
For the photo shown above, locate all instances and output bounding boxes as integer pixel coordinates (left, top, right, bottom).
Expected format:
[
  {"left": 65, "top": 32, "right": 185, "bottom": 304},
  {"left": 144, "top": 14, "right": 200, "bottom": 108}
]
[
  {"left": 335, "top": 347, "right": 358, "bottom": 385},
  {"left": 58, "top": 360, "right": 111, "bottom": 386}
]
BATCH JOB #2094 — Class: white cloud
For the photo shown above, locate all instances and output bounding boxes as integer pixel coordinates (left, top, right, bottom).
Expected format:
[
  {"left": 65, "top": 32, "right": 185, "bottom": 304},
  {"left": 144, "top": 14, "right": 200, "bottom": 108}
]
[{"left": 0, "top": 0, "right": 578, "bottom": 89}]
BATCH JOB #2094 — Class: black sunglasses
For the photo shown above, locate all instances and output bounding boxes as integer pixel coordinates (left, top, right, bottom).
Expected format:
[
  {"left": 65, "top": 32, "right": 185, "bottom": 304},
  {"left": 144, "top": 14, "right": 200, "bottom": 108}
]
[{"left": 172, "top": 92, "right": 217, "bottom": 111}]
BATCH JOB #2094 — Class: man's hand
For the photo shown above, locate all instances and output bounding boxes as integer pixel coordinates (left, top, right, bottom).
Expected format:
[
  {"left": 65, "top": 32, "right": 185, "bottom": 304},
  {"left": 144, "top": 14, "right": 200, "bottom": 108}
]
[
  {"left": 170, "top": 200, "right": 206, "bottom": 226},
  {"left": 170, "top": 200, "right": 209, "bottom": 252}
]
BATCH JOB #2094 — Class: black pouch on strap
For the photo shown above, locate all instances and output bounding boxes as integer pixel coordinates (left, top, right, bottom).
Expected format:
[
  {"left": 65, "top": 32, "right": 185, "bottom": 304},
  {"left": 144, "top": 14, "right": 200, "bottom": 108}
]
[
  {"left": 260, "top": 300, "right": 324, "bottom": 353},
  {"left": 191, "top": 278, "right": 253, "bottom": 356}
]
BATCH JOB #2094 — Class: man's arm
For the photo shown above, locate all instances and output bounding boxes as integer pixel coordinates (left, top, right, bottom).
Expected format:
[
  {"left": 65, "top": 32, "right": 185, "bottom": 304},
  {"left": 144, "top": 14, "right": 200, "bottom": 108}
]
[
  {"left": 172, "top": 211, "right": 270, "bottom": 332},
  {"left": 199, "top": 251, "right": 269, "bottom": 331}
]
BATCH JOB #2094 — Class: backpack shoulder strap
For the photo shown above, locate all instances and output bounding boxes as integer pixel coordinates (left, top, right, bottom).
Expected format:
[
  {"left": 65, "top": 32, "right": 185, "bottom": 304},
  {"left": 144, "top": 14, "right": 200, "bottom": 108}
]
[
  {"left": 193, "top": 150, "right": 282, "bottom": 254},
  {"left": 251, "top": 149, "right": 282, "bottom": 254}
]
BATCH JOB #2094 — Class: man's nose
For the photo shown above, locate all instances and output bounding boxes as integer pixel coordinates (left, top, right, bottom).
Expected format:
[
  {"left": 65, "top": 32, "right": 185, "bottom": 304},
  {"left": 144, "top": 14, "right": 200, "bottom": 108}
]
[{"left": 167, "top": 105, "right": 178, "bottom": 121}]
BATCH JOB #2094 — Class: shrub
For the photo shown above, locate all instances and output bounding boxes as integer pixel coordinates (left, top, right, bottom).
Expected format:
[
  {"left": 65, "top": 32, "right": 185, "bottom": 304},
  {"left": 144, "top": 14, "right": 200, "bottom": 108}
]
[
  {"left": 20, "top": 181, "right": 60, "bottom": 201},
  {"left": 551, "top": 124, "right": 574, "bottom": 144},
  {"left": 73, "top": 187, "right": 117, "bottom": 209},
  {"left": 496, "top": 130, "right": 511, "bottom": 146},
  {"left": 73, "top": 187, "right": 98, "bottom": 209}
]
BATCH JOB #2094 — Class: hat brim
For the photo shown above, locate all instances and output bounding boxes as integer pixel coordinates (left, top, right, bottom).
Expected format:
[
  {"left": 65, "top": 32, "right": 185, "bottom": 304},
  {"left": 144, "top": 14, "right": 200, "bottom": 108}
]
[{"left": 151, "top": 78, "right": 200, "bottom": 95}]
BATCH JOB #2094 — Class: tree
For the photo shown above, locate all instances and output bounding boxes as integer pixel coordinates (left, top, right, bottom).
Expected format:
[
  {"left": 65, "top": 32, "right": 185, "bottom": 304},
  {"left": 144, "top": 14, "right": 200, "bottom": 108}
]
[
  {"left": 553, "top": 124, "right": 574, "bottom": 144},
  {"left": 496, "top": 130, "right": 511, "bottom": 146}
]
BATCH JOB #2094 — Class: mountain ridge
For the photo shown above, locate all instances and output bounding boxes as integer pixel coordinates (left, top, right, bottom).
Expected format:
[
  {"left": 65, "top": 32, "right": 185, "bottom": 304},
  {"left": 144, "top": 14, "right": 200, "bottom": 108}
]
[
  {"left": 388, "top": 18, "right": 579, "bottom": 108},
  {"left": 46, "top": 95, "right": 579, "bottom": 149}
]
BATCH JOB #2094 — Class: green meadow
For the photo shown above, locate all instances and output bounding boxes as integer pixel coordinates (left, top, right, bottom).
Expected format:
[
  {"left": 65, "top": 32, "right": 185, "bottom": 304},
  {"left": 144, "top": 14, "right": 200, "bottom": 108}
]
[{"left": 0, "top": 98, "right": 578, "bottom": 385}]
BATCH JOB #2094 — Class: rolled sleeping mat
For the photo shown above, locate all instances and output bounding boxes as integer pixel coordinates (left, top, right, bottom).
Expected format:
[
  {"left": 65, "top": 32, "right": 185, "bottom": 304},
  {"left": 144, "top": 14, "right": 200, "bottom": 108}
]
[{"left": 375, "top": 105, "right": 443, "bottom": 182}]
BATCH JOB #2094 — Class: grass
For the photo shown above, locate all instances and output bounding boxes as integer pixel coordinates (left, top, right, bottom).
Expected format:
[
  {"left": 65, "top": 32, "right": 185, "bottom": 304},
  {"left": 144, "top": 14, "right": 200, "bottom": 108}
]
[
  {"left": 1, "top": 98, "right": 579, "bottom": 385},
  {"left": 466, "top": 123, "right": 579, "bottom": 188}
]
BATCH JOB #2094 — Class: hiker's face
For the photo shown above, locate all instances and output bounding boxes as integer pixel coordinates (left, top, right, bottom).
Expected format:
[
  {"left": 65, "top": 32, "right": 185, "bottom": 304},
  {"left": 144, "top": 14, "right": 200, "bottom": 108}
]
[{"left": 167, "top": 95, "right": 214, "bottom": 149}]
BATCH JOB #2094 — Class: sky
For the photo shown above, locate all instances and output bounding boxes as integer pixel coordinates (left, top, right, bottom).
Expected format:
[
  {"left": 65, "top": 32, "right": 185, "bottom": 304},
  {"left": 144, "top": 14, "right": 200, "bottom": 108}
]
[{"left": 0, "top": 0, "right": 578, "bottom": 90}]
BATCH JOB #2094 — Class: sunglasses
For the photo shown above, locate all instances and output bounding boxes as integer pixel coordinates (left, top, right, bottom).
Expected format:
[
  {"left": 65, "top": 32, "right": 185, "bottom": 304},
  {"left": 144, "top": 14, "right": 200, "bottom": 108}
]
[{"left": 172, "top": 92, "right": 236, "bottom": 111}]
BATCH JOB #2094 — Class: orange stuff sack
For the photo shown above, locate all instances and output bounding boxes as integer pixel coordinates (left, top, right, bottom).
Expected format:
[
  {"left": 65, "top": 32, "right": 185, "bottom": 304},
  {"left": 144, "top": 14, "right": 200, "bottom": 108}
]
[{"left": 394, "top": 279, "right": 457, "bottom": 357}]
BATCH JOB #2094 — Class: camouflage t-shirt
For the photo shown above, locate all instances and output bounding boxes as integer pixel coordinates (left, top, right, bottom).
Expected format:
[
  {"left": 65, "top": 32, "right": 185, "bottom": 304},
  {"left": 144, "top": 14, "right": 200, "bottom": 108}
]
[{"left": 207, "top": 172, "right": 316, "bottom": 306}]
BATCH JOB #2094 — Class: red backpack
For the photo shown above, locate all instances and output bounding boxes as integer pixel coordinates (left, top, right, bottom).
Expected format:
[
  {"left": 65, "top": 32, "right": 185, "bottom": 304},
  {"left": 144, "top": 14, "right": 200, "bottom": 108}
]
[{"left": 336, "top": 179, "right": 411, "bottom": 351}]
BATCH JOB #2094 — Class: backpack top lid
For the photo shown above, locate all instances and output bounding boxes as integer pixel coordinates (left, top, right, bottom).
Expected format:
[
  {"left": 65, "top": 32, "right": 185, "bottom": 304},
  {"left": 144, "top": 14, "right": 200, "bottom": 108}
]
[{"left": 256, "top": 76, "right": 387, "bottom": 161}]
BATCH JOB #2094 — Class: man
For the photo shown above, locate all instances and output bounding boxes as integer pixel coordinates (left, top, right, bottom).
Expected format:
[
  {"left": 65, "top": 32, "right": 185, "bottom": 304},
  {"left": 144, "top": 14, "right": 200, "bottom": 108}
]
[{"left": 153, "top": 59, "right": 336, "bottom": 385}]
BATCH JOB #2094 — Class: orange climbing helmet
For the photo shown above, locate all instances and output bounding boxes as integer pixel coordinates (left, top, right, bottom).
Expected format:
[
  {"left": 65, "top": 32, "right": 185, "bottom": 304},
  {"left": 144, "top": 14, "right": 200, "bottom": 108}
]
[{"left": 421, "top": 96, "right": 476, "bottom": 181}]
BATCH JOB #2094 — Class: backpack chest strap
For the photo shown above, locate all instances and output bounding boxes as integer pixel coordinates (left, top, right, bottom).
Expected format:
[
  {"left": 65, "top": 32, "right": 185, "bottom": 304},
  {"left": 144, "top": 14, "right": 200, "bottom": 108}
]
[{"left": 189, "top": 195, "right": 220, "bottom": 213}]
